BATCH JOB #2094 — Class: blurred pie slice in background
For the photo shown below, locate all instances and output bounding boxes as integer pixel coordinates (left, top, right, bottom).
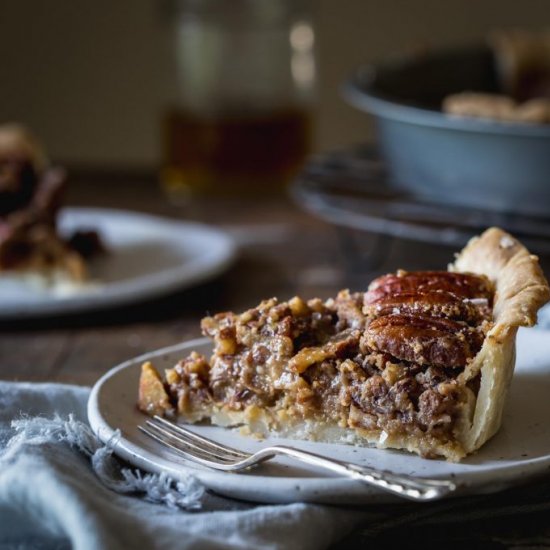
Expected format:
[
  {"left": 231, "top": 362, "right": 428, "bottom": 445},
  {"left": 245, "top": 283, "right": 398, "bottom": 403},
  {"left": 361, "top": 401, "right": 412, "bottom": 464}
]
[{"left": 0, "top": 124, "right": 104, "bottom": 290}]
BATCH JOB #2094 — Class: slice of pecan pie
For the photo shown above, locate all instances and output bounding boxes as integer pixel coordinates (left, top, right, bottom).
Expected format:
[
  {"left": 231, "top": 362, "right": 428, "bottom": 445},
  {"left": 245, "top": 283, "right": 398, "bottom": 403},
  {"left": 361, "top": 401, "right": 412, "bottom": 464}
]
[
  {"left": 0, "top": 124, "right": 105, "bottom": 288},
  {"left": 138, "top": 228, "right": 549, "bottom": 461}
]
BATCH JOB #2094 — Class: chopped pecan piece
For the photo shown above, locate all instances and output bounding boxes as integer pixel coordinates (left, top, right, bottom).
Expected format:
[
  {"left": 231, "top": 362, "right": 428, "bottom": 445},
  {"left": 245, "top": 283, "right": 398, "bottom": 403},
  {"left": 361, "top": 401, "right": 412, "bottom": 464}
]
[
  {"left": 166, "top": 352, "right": 212, "bottom": 413},
  {"left": 289, "top": 328, "right": 360, "bottom": 373},
  {"left": 332, "top": 290, "right": 366, "bottom": 330}
]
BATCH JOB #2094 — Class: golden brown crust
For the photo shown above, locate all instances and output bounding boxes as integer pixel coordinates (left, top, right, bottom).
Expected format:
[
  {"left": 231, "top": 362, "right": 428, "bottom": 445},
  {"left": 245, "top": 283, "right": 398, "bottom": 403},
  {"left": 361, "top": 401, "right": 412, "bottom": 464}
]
[
  {"left": 450, "top": 227, "right": 549, "bottom": 453},
  {"left": 451, "top": 227, "right": 550, "bottom": 328}
]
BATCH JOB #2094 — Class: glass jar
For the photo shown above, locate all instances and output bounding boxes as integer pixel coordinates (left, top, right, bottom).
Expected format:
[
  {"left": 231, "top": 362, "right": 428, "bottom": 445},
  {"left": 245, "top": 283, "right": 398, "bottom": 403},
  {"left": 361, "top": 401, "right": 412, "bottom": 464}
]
[{"left": 162, "top": 0, "right": 316, "bottom": 197}]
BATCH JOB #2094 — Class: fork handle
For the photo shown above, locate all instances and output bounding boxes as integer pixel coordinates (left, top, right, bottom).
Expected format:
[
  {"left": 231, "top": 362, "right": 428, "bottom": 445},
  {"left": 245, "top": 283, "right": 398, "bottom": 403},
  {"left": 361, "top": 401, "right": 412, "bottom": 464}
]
[{"left": 252, "top": 445, "right": 456, "bottom": 501}]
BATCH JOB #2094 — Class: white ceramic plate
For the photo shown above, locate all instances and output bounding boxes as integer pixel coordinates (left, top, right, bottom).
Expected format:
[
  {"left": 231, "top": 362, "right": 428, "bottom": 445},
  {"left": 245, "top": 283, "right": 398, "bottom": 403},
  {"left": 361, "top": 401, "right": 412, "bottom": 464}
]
[
  {"left": 88, "top": 327, "right": 550, "bottom": 504},
  {"left": 0, "top": 207, "right": 236, "bottom": 319}
]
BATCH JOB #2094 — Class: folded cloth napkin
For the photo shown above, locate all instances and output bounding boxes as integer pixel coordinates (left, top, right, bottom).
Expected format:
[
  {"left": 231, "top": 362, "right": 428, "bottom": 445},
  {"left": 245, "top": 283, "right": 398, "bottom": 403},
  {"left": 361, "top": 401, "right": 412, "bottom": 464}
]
[{"left": 2, "top": 381, "right": 550, "bottom": 550}]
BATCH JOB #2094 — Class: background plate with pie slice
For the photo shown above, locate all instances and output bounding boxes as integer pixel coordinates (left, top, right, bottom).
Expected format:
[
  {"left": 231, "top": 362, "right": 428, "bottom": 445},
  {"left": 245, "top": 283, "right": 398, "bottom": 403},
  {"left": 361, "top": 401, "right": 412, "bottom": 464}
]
[
  {"left": 88, "top": 327, "right": 550, "bottom": 505},
  {"left": 0, "top": 207, "right": 236, "bottom": 319}
]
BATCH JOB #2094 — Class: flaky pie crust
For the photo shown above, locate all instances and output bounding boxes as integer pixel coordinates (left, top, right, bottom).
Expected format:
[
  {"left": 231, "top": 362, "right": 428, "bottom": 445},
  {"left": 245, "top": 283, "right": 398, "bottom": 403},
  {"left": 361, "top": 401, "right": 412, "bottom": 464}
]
[{"left": 449, "top": 227, "right": 549, "bottom": 455}]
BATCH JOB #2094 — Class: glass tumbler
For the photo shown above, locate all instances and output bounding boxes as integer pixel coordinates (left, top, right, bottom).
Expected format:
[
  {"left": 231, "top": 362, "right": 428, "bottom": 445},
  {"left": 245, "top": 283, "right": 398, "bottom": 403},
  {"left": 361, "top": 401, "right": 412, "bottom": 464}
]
[{"left": 162, "top": 0, "right": 316, "bottom": 197}]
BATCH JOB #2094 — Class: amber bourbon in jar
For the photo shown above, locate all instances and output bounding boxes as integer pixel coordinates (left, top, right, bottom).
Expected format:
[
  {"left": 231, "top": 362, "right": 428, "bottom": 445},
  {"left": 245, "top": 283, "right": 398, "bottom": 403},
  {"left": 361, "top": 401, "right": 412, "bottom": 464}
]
[{"left": 162, "top": 0, "right": 316, "bottom": 196}]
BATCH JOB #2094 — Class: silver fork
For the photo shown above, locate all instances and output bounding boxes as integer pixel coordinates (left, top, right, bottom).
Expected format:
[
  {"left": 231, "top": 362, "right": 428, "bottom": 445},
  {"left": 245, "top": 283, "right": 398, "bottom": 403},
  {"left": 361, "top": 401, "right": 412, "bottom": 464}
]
[{"left": 138, "top": 415, "right": 457, "bottom": 502}]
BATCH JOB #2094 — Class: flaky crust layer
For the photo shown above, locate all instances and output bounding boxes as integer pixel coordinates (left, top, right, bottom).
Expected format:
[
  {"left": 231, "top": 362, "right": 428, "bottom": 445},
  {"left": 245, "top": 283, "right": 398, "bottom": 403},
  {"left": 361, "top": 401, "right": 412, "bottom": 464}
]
[{"left": 450, "top": 227, "right": 550, "bottom": 454}]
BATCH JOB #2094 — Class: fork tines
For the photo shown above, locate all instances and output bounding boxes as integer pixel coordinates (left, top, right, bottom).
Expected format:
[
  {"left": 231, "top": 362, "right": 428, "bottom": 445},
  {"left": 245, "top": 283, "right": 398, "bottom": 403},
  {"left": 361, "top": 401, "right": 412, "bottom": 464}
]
[{"left": 138, "top": 415, "right": 249, "bottom": 465}]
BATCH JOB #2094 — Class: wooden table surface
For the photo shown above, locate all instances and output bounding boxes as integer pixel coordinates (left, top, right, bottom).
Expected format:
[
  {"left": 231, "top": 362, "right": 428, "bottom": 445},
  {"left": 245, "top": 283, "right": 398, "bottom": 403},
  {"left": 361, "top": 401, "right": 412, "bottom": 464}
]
[{"left": 2, "top": 177, "right": 549, "bottom": 548}]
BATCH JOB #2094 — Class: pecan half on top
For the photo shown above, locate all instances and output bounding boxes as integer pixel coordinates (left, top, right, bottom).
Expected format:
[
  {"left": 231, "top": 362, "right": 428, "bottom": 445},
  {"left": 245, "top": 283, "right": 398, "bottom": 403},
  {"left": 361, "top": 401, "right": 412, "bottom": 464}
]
[
  {"left": 364, "top": 289, "right": 485, "bottom": 323},
  {"left": 368, "top": 271, "right": 493, "bottom": 301},
  {"left": 362, "top": 314, "right": 483, "bottom": 368}
]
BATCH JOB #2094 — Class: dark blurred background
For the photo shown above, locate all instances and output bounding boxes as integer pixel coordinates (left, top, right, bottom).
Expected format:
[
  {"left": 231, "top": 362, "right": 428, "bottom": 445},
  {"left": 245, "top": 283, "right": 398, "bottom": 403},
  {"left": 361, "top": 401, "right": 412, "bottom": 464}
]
[{"left": 1, "top": 0, "right": 549, "bottom": 171}]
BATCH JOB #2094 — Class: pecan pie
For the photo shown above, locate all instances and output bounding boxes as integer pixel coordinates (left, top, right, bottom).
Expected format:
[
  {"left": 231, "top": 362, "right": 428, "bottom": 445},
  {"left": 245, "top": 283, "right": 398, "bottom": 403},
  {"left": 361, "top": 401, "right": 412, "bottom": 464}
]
[
  {"left": 138, "top": 228, "right": 549, "bottom": 461},
  {"left": 0, "top": 124, "right": 104, "bottom": 287}
]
